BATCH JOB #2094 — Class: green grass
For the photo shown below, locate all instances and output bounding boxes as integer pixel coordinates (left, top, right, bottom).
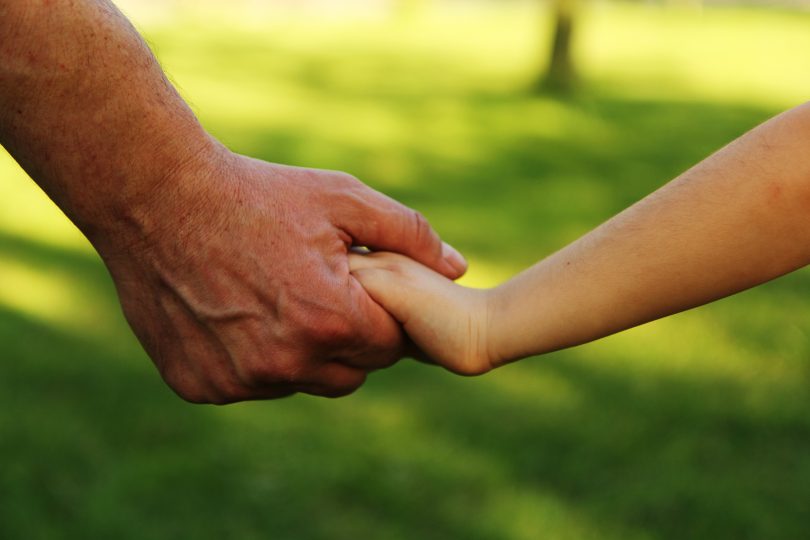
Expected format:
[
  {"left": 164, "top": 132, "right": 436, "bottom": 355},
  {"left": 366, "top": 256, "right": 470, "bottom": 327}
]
[{"left": 2, "top": 2, "right": 810, "bottom": 539}]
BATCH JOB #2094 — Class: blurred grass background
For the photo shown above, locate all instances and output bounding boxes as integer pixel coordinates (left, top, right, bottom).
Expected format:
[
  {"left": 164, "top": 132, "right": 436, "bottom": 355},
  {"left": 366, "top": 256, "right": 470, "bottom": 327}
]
[{"left": 2, "top": 0, "right": 810, "bottom": 538}]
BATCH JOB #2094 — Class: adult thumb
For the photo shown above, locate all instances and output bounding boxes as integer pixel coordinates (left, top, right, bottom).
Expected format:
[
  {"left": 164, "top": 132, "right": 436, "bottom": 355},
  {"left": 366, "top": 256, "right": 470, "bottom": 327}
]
[{"left": 336, "top": 184, "right": 467, "bottom": 279}]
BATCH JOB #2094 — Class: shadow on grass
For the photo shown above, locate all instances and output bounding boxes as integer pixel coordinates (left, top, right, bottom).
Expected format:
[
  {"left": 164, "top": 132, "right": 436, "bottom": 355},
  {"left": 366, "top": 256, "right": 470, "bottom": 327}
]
[
  {"left": 3, "top": 30, "right": 810, "bottom": 539},
  {"left": 3, "top": 162, "right": 810, "bottom": 540},
  {"left": 364, "top": 349, "right": 810, "bottom": 540},
  {"left": 225, "top": 92, "right": 775, "bottom": 269}
]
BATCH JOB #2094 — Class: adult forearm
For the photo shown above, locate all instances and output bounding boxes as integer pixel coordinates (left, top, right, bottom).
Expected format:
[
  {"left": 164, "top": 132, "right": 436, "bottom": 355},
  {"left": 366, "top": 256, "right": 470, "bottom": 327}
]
[
  {"left": 490, "top": 103, "right": 810, "bottom": 363},
  {"left": 0, "top": 1, "right": 469, "bottom": 402},
  {"left": 0, "top": 0, "right": 215, "bottom": 249}
]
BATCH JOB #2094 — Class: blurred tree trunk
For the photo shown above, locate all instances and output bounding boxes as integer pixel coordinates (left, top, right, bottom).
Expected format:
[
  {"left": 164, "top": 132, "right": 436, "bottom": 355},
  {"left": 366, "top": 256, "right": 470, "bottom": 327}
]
[{"left": 540, "top": 0, "right": 578, "bottom": 93}]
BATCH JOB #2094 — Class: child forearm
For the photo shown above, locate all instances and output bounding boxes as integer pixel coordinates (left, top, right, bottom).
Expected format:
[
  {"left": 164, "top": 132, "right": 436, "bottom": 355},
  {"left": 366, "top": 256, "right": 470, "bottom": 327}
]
[{"left": 489, "top": 102, "right": 810, "bottom": 363}]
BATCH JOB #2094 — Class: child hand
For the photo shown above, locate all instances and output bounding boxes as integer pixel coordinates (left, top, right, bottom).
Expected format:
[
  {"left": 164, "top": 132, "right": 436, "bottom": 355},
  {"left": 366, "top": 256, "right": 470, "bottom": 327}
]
[{"left": 349, "top": 251, "right": 495, "bottom": 375}]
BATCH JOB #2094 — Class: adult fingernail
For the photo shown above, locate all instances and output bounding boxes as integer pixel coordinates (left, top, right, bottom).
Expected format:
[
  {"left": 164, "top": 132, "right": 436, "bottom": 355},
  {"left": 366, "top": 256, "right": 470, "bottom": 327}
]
[{"left": 442, "top": 241, "right": 468, "bottom": 275}]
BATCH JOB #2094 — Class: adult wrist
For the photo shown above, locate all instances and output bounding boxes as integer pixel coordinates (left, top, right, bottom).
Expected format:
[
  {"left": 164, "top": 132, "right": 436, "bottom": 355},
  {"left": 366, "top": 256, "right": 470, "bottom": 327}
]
[{"left": 99, "top": 137, "right": 230, "bottom": 263}]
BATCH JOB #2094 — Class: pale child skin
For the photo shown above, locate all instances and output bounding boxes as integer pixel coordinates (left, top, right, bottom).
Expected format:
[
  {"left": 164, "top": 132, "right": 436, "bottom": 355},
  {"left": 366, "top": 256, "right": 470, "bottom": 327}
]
[{"left": 350, "top": 102, "right": 810, "bottom": 376}]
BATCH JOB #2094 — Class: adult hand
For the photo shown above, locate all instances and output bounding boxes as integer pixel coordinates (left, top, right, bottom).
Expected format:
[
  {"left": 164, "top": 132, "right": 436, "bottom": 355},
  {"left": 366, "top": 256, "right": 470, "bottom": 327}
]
[
  {"left": 0, "top": 0, "right": 466, "bottom": 403},
  {"left": 97, "top": 145, "right": 467, "bottom": 403}
]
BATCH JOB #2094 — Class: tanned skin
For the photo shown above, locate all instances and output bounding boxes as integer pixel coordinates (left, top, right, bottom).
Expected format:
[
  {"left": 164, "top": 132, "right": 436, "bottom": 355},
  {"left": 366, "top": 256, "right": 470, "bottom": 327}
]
[
  {"left": 351, "top": 104, "right": 810, "bottom": 375},
  {"left": 0, "top": 0, "right": 467, "bottom": 403}
]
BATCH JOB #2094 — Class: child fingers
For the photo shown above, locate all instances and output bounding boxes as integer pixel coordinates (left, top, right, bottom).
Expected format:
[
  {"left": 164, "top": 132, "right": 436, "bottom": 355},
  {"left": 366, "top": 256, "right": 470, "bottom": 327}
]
[
  {"left": 351, "top": 266, "right": 416, "bottom": 323},
  {"left": 350, "top": 266, "right": 390, "bottom": 296},
  {"left": 348, "top": 251, "right": 379, "bottom": 272},
  {"left": 348, "top": 251, "right": 421, "bottom": 275}
]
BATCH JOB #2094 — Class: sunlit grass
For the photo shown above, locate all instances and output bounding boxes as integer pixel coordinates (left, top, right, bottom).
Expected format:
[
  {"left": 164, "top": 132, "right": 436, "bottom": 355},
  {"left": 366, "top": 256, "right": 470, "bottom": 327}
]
[
  {"left": 0, "top": 259, "right": 106, "bottom": 335},
  {"left": 0, "top": 154, "right": 90, "bottom": 252},
  {"left": 581, "top": 4, "right": 810, "bottom": 107},
  {"left": 2, "top": 2, "right": 810, "bottom": 539}
]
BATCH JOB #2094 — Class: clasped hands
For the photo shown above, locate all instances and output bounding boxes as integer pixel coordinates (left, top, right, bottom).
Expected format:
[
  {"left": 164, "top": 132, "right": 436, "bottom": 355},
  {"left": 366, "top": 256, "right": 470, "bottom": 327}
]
[{"left": 102, "top": 146, "right": 479, "bottom": 404}]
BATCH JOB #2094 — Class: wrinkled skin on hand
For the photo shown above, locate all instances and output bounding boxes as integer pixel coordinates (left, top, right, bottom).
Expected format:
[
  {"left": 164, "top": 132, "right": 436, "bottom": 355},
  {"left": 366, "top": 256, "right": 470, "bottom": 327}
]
[{"left": 97, "top": 147, "right": 466, "bottom": 403}]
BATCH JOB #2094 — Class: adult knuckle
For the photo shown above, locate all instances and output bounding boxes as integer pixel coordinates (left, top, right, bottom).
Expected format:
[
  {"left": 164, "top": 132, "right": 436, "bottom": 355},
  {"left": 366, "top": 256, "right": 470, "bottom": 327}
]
[
  {"left": 175, "top": 390, "right": 209, "bottom": 405},
  {"left": 341, "top": 171, "right": 362, "bottom": 184},
  {"left": 363, "top": 351, "right": 401, "bottom": 371},
  {"left": 162, "top": 366, "right": 229, "bottom": 405},
  {"left": 409, "top": 210, "right": 437, "bottom": 249},
  {"left": 318, "top": 381, "right": 363, "bottom": 399},
  {"left": 243, "top": 354, "right": 288, "bottom": 385},
  {"left": 320, "top": 316, "right": 355, "bottom": 343},
  {"left": 411, "top": 209, "right": 428, "bottom": 234},
  {"left": 247, "top": 348, "right": 315, "bottom": 387},
  {"left": 208, "top": 378, "right": 248, "bottom": 405},
  {"left": 309, "top": 373, "right": 367, "bottom": 399},
  {"left": 235, "top": 320, "right": 329, "bottom": 386},
  {"left": 205, "top": 392, "right": 237, "bottom": 406},
  {"left": 296, "top": 309, "right": 354, "bottom": 346},
  {"left": 331, "top": 170, "right": 362, "bottom": 190},
  {"left": 163, "top": 369, "right": 209, "bottom": 404}
]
